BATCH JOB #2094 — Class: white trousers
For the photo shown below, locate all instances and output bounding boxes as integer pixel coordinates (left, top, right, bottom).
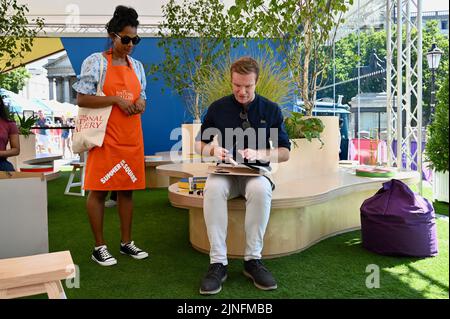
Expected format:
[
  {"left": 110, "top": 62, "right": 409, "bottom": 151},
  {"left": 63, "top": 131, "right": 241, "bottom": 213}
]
[{"left": 203, "top": 174, "right": 273, "bottom": 265}]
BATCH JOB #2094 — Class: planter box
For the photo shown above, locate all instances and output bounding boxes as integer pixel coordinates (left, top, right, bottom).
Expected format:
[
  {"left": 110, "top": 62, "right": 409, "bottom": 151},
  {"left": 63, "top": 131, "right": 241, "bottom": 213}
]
[
  {"left": 9, "top": 134, "right": 36, "bottom": 171},
  {"left": 433, "top": 170, "right": 449, "bottom": 203},
  {"left": 272, "top": 116, "right": 340, "bottom": 183},
  {"left": 0, "top": 172, "right": 48, "bottom": 258}
]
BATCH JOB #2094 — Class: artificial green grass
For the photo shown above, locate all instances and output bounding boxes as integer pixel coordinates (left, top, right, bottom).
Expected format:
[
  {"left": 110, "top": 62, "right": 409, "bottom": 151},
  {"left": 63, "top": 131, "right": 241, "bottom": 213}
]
[
  {"left": 44, "top": 172, "right": 448, "bottom": 299},
  {"left": 410, "top": 183, "right": 449, "bottom": 217},
  {"left": 434, "top": 201, "right": 449, "bottom": 217}
]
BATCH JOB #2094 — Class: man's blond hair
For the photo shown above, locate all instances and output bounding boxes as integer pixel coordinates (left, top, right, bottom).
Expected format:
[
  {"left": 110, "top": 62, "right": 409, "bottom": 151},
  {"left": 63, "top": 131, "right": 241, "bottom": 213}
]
[{"left": 230, "top": 56, "right": 259, "bottom": 82}]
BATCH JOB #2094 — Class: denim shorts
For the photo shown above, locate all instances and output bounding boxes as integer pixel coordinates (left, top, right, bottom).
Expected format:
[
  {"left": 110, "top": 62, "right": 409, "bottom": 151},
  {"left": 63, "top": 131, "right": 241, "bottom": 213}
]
[{"left": 0, "top": 159, "right": 15, "bottom": 172}]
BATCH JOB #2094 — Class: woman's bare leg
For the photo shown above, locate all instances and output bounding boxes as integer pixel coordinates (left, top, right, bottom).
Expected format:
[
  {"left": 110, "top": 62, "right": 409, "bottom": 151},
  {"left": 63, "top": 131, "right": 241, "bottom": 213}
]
[
  {"left": 117, "top": 190, "right": 133, "bottom": 244},
  {"left": 86, "top": 190, "right": 109, "bottom": 246}
]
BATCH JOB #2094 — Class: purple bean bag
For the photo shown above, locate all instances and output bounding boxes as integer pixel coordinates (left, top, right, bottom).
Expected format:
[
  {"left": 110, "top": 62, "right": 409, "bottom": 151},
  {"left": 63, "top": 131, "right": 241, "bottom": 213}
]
[{"left": 360, "top": 179, "right": 438, "bottom": 257}]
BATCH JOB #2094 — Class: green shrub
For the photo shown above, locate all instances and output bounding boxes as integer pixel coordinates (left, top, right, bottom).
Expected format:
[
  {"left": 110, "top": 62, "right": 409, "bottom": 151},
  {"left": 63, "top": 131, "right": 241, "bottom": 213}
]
[
  {"left": 425, "top": 76, "right": 449, "bottom": 173},
  {"left": 15, "top": 112, "right": 38, "bottom": 137},
  {"left": 284, "top": 111, "right": 325, "bottom": 148},
  {"left": 198, "top": 54, "right": 292, "bottom": 109}
]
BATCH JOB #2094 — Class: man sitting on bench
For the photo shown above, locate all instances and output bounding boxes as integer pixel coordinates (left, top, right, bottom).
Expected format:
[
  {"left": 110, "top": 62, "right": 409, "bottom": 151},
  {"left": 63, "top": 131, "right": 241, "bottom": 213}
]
[{"left": 195, "top": 57, "right": 290, "bottom": 295}]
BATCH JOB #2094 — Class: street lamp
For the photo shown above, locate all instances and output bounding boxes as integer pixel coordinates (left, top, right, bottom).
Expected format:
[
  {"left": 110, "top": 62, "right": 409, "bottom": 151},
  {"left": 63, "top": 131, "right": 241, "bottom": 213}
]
[{"left": 426, "top": 43, "right": 443, "bottom": 125}]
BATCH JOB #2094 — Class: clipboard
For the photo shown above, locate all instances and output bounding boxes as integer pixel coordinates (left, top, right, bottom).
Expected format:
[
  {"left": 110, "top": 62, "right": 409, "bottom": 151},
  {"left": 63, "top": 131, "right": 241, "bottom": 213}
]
[{"left": 208, "top": 163, "right": 270, "bottom": 176}]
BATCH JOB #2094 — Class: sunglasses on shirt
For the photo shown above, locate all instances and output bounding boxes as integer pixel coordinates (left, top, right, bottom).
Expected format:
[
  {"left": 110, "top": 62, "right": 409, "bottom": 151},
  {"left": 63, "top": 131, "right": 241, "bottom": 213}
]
[
  {"left": 114, "top": 33, "right": 141, "bottom": 45},
  {"left": 239, "top": 111, "right": 251, "bottom": 130}
]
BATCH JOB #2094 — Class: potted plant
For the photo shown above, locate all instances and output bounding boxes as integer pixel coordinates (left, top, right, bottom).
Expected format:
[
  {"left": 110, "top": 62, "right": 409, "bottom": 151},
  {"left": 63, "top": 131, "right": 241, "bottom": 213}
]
[
  {"left": 15, "top": 111, "right": 38, "bottom": 137},
  {"left": 272, "top": 109, "right": 339, "bottom": 182},
  {"left": 8, "top": 111, "right": 39, "bottom": 170},
  {"left": 284, "top": 111, "right": 325, "bottom": 148},
  {"left": 425, "top": 76, "right": 449, "bottom": 203}
]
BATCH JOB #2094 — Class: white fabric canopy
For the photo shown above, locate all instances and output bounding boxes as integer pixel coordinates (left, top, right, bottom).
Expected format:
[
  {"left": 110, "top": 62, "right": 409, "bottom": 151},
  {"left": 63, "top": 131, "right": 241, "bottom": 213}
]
[
  {"left": 0, "top": 88, "right": 53, "bottom": 116},
  {"left": 0, "top": 89, "right": 78, "bottom": 118}
]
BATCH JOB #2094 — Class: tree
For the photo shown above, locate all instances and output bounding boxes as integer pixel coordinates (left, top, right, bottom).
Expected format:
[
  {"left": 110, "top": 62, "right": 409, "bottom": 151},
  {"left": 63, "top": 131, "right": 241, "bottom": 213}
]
[
  {"left": 421, "top": 20, "right": 449, "bottom": 125},
  {"left": 0, "top": 0, "right": 44, "bottom": 74},
  {"left": 425, "top": 76, "right": 449, "bottom": 173},
  {"left": 229, "top": 0, "right": 353, "bottom": 116},
  {"left": 318, "top": 28, "right": 387, "bottom": 103},
  {"left": 0, "top": 67, "right": 30, "bottom": 92},
  {"left": 150, "top": 0, "right": 232, "bottom": 122},
  {"left": 318, "top": 20, "right": 449, "bottom": 121}
]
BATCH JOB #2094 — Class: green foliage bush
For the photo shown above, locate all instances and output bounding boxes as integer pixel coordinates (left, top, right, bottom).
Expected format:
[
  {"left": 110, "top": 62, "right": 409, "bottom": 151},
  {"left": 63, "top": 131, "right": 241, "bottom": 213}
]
[
  {"left": 425, "top": 76, "right": 449, "bottom": 173},
  {"left": 284, "top": 111, "right": 325, "bottom": 148},
  {"left": 198, "top": 54, "right": 292, "bottom": 109},
  {"left": 15, "top": 112, "right": 38, "bottom": 137}
]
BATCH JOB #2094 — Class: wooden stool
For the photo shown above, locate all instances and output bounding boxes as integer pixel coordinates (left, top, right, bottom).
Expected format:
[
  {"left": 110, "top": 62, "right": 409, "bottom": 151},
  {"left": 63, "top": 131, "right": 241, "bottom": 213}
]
[
  {"left": 64, "top": 161, "right": 85, "bottom": 196},
  {"left": 0, "top": 251, "right": 75, "bottom": 299}
]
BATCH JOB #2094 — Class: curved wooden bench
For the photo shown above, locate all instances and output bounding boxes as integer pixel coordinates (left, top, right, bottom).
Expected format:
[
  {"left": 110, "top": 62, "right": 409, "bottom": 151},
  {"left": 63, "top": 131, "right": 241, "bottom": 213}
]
[{"left": 159, "top": 163, "right": 420, "bottom": 259}]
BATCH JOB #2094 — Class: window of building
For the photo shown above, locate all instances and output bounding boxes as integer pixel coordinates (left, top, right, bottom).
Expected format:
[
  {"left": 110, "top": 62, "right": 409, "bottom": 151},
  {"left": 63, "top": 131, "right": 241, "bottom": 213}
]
[{"left": 441, "top": 20, "right": 448, "bottom": 30}]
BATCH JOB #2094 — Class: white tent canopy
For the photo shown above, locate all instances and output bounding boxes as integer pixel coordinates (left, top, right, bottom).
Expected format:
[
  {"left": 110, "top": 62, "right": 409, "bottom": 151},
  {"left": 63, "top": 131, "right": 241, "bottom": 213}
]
[
  {"left": 0, "top": 88, "right": 78, "bottom": 118},
  {"left": 0, "top": 88, "right": 53, "bottom": 116}
]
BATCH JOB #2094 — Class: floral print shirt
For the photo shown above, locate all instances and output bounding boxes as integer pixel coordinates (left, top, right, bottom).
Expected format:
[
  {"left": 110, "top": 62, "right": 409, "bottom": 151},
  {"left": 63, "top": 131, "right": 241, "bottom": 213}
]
[{"left": 73, "top": 52, "right": 147, "bottom": 100}]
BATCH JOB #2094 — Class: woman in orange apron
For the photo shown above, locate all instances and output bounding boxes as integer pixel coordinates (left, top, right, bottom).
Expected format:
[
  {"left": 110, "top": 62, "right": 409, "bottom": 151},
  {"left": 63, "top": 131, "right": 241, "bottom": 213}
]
[{"left": 73, "top": 6, "right": 148, "bottom": 266}]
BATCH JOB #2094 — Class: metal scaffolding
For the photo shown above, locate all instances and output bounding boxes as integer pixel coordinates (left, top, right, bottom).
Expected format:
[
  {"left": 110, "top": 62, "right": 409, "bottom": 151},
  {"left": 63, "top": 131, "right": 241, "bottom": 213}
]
[
  {"left": 386, "top": 0, "right": 423, "bottom": 192},
  {"left": 27, "top": 24, "right": 160, "bottom": 37}
]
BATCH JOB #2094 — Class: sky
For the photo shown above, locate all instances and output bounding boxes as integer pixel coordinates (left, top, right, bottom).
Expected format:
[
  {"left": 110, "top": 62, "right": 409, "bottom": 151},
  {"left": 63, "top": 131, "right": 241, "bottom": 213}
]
[{"left": 422, "top": 0, "right": 449, "bottom": 11}]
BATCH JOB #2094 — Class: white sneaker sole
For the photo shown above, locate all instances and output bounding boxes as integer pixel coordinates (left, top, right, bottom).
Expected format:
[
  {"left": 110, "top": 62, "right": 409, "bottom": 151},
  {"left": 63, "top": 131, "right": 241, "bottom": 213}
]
[
  {"left": 120, "top": 251, "right": 149, "bottom": 259},
  {"left": 91, "top": 255, "right": 117, "bottom": 266},
  {"left": 243, "top": 270, "right": 277, "bottom": 290},
  {"left": 199, "top": 286, "right": 222, "bottom": 295}
]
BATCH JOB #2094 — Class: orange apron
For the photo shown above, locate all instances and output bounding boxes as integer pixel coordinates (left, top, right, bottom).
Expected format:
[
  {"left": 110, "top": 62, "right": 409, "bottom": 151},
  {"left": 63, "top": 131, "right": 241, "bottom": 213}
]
[{"left": 84, "top": 53, "right": 145, "bottom": 191}]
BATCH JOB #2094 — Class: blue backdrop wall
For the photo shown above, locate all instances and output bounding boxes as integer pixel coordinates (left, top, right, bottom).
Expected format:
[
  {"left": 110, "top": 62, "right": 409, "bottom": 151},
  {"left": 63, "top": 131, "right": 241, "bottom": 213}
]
[
  {"left": 62, "top": 37, "right": 191, "bottom": 155},
  {"left": 62, "top": 38, "right": 290, "bottom": 155}
]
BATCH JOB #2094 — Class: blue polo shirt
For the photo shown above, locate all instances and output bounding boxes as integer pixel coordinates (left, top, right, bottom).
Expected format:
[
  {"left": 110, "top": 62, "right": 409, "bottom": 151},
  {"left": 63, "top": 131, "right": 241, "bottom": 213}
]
[
  {"left": 197, "top": 94, "right": 291, "bottom": 156},
  {"left": 37, "top": 118, "right": 48, "bottom": 135}
]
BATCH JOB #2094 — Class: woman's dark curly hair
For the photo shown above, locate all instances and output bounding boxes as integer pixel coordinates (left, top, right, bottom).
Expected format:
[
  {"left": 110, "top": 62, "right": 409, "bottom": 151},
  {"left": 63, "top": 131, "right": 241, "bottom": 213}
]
[
  {"left": 0, "top": 95, "right": 13, "bottom": 122},
  {"left": 106, "top": 5, "right": 139, "bottom": 34}
]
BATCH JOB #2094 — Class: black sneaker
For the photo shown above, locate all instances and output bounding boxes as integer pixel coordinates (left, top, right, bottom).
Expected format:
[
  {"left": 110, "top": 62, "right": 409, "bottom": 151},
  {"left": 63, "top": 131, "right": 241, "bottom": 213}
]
[
  {"left": 120, "top": 241, "right": 149, "bottom": 259},
  {"left": 243, "top": 259, "right": 277, "bottom": 290},
  {"left": 199, "top": 263, "right": 228, "bottom": 295},
  {"left": 91, "top": 245, "right": 117, "bottom": 266}
]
